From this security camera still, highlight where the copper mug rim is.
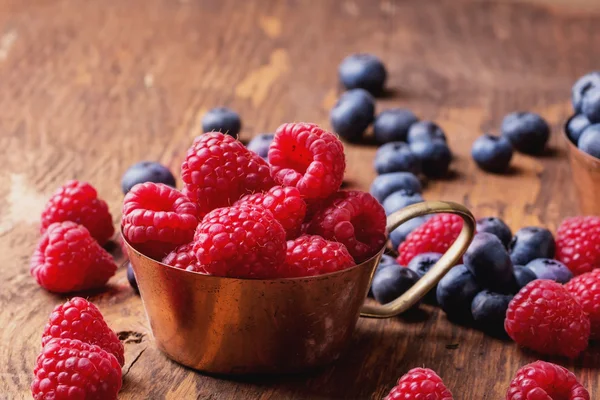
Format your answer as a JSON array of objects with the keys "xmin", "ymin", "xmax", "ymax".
[{"xmin": 563, "ymin": 114, "xmax": 600, "ymax": 165}]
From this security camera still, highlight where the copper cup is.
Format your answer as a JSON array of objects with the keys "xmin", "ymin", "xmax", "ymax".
[
  {"xmin": 124, "ymin": 201, "xmax": 475, "ymax": 374},
  {"xmin": 564, "ymin": 116, "xmax": 600, "ymax": 215}
]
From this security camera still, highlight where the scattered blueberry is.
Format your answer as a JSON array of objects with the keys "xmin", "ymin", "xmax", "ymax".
[
  {"xmin": 374, "ymin": 142, "xmax": 421, "ymax": 175},
  {"xmin": 513, "ymin": 265, "xmax": 537, "ymax": 290},
  {"xmin": 382, "ymin": 190, "xmax": 424, "ymax": 216},
  {"xmin": 389, "ymin": 215, "xmax": 431, "ymax": 249},
  {"xmin": 372, "ymin": 266, "xmax": 419, "ymax": 305},
  {"xmin": 338, "ymin": 53, "xmax": 387, "ymax": 95},
  {"xmin": 464, "ymin": 232, "xmax": 515, "ymax": 293},
  {"xmin": 471, "ymin": 290, "xmax": 513, "ymax": 334},
  {"xmin": 368, "ymin": 254, "xmax": 399, "ymax": 297},
  {"xmin": 373, "ymin": 109, "xmax": 419, "ymax": 143},
  {"xmin": 121, "ymin": 161, "xmax": 176, "ymax": 194},
  {"xmin": 501, "ymin": 112, "xmax": 549, "ymax": 154},
  {"xmin": 578, "ymin": 124, "xmax": 600, "ymax": 159},
  {"xmin": 475, "ymin": 217, "xmax": 512, "ymax": 249},
  {"xmin": 471, "ymin": 134, "xmax": 513, "ymax": 173},
  {"xmin": 127, "ymin": 263, "xmax": 139, "ymax": 294},
  {"xmin": 407, "ymin": 252, "xmax": 442, "ymax": 304},
  {"xmin": 409, "ymin": 140, "xmax": 452, "ymax": 178},
  {"xmin": 407, "ymin": 121, "xmax": 447, "ymax": 144},
  {"xmin": 370, "ymin": 172, "xmax": 422, "ymax": 203},
  {"xmin": 582, "ymin": 87, "xmax": 600, "ymax": 123},
  {"xmin": 330, "ymin": 89, "xmax": 375, "ymax": 141},
  {"xmin": 508, "ymin": 227, "xmax": 556, "ymax": 266},
  {"xmin": 525, "ymin": 258, "xmax": 573, "ymax": 284},
  {"xmin": 572, "ymin": 71, "xmax": 600, "ymax": 112},
  {"xmin": 566, "ymin": 114, "xmax": 591, "ymax": 145},
  {"xmin": 436, "ymin": 264, "xmax": 481, "ymax": 320},
  {"xmin": 246, "ymin": 133, "xmax": 274, "ymax": 159},
  {"xmin": 202, "ymin": 107, "xmax": 242, "ymax": 137}
]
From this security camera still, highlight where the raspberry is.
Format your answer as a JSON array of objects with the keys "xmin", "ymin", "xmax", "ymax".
[
  {"xmin": 556, "ymin": 216, "xmax": 600, "ymax": 275},
  {"xmin": 30, "ymin": 222, "xmax": 117, "ymax": 293},
  {"xmin": 507, "ymin": 361, "xmax": 590, "ymax": 400},
  {"xmin": 385, "ymin": 368, "xmax": 453, "ymax": 400},
  {"xmin": 32, "ymin": 338, "xmax": 122, "ymax": 400},
  {"xmin": 566, "ymin": 269, "xmax": 600, "ymax": 340},
  {"xmin": 397, "ymin": 214, "xmax": 463, "ymax": 266},
  {"xmin": 162, "ymin": 242, "xmax": 206, "ymax": 273},
  {"xmin": 268, "ymin": 123, "xmax": 345, "ymax": 199},
  {"xmin": 307, "ymin": 190, "xmax": 386, "ymax": 263},
  {"xmin": 41, "ymin": 180, "xmax": 115, "ymax": 245},
  {"xmin": 505, "ymin": 279, "xmax": 590, "ymax": 358},
  {"xmin": 236, "ymin": 186, "xmax": 307, "ymax": 239},
  {"xmin": 181, "ymin": 132, "xmax": 274, "ymax": 216},
  {"xmin": 284, "ymin": 235, "xmax": 355, "ymax": 277},
  {"xmin": 41, "ymin": 297, "xmax": 124, "ymax": 366},
  {"xmin": 122, "ymin": 183, "xmax": 200, "ymax": 260},
  {"xmin": 193, "ymin": 204, "xmax": 286, "ymax": 279}
]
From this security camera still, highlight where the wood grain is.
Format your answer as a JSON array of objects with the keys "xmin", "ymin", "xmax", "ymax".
[{"xmin": 1, "ymin": 0, "xmax": 600, "ymax": 398}]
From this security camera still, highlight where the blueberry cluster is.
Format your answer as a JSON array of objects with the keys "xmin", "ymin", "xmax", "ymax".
[{"xmin": 567, "ymin": 71, "xmax": 600, "ymax": 159}]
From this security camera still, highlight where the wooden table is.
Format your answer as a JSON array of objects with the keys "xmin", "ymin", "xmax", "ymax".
[{"xmin": 1, "ymin": 0, "xmax": 599, "ymax": 398}]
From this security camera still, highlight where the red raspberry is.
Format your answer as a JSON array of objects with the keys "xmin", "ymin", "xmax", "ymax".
[
  {"xmin": 307, "ymin": 190, "xmax": 386, "ymax": 263},
  {"xmin": 566, "ymin": 269, "xmax": 600, "ymax": 340},
  {"xmin": 385, "ymin": 368, "xmax": 453, "ymax": 400},
  {"xmin": 505, "ymin": 279, "xmax": 590, "ymax": 358},
  {"xmin": 268, "ymin": 123, "xmax": 345, "ymax": 199},
  {"xmin": 30, "ymin": 222, "xmax": 117, "ymax": 293},
  {"xmin": 236, "ymin": 186, "xmax": 307, "ymax": 239},
  {"xmin": 284, "ymin": 235, "xmax": 355, "ymax": 277},
  {"xmin": 122, "ymin": 183, "xmax": 200, "ymax": 260},
  {"xmin": 41, "ymin": 297, "xmax": 124, "ymax": 366},
  {"xmin": 507, "ymin": 360, "xmax": 590, "ymax": 400},
  {"xmin": 556, "ymin": 216, "xmax": 600, "ymax": 275},
  {"xmin": 162, "ymin": 242, "xmax": 206, "ymax": 273},
  {"xmin": 193, "ymin": 204, "xmax": 286, "ymax": 279},
  {"xmin": 397, "ymin": 214, "xmax": 463, "ymax": 266},
  {"xmin": 32, "ymin": 338, "xmax": 122, "ymax": 400},
  {"xmin": 181, "ymin": 132, "xmax": 274, "ymax": 216},
  {"xmin": 41, "ymin": 180, "xmax": 115, "ymax": 245}
]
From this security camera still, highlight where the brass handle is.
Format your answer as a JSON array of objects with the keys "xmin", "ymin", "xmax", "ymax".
[{"xmin": 360, "ymin": 201, "xmax": 475, "ymax": 318}]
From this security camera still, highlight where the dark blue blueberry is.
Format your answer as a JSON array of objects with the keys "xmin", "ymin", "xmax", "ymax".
[
  {"xmin": 330, "ymin": 89, "xmax": 375, "ymax": 141},
  {"xmin": 513, "ymin": 265, "xmax": 537, "ymax": 289},
  {"xmin": 471, "ymin": 134, "xmax": 513, "ymax": 173},
  {"xmin": 409, "ymin": 140, "xmax": 452, "ymax": 178},
  {"xmin": 121, "ymin": 161, "xmax": 176, "ymax": 194},
  {"xmin": 436, "ymin": 264, "xmax": 481, "ymax": 320},
  {"xmin": 368, "ymin": 254, "xmax": 400, "ymax": 297},
  {"xmin": 389, "ymin": 215, "xmax": 431, "ymax": 249},
  {"xmin": 246, "ymin": 133, "xmax": 274, "ymax": 159},
  {"xmin": 374, "ymin": 142, "xmax": 421, "ymax": 175},
  {"xmin": 407, "ymin": 121, "xmax": 447, "ymax": 144},
  {"xmin": 382, "ymin": 190, "xmax": 424, "ymax": 216},
  {"xmin": 501, "ymin": 112, "xmax": 549, "ymax": 155},
  {"xmin": 582, "ymin": 87, "xmax": 600, "ymax": 123},
  {"xmin": 407, "ymin": 252, "xmax": 442, "ymax": 304},
  {"xmin": 370, "ymin": 172, "xmax": 422, "ymax": 203},
  {"xmin": 525, "ymin": 258, "xmax": 573, "ymax": 284},
  {"xmin": 508, "ymin": 227, "xmax": 556, "ymax": 266},
  {"xmin": 338, "ymin": 53, "xmax": 387, "ymax": 95},
  {"xmin": 475, "ymin": 217, "xmax": 512, "ymax": 249},
  {"xmin": 372, "ymin": 265, "xmax": 419, "ymax": 305},
  {"xmin": 471, "ymin": 290, "xmax": 513, "ymax": 334},
  {"xmin": 127, "ymin": 263, "xmax": 139, "ymax": 295},
  {"xmin": 202, "ymin": 107, "xmax": 242, "ymax": 137},
  {"xmin": 373, "ymin": 109, "xmax": 419, "ymax": 143},
  {"xmin": 572, "ymin": 71, "xmax": 600, "ymax": 112},
  {"xmin": 566, "ymin": 114, "xmax": 591, "ymax": 145},
  {"xmin": 464, "ymin": 232, "xmax": 515, "ymax": 293},
  {"xmin": 578, "ymin": 124, "xmax": 600, "ymax": 159}
]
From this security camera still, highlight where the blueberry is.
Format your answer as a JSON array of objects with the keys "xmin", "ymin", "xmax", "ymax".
[
  {"xmin": 370, "ymin": 172, "xmax": 422, "ymax": 203},
  {"xmin": 368, "ymin": 254, "xmax": 399, "ymax": 297},
  {"xmin": 382, "ymin": 190, "xmax": 424, "ymax": 216},
  {"xmin": 247, "ymin": 133, "xmax": 274, "ymax": 159},
  {"xmin": 464, "ymin": 232, "xmax": 515, "ymax": 293},
  {"xmin": 471, "ymin": 290, "xmax": 513, "ymax": 334},
  {"xmin": 330, "ymin": 89, "xmax": 375, "ymax": 141},
  {"xmin": 525, "ymin": 258, "xmax": 573, "ymax": 284},
  {"xmin": 436, "ymin": 264, "xmax": 481, "ymax": 320},
  {"xmin": 407, "ymin": 252, "xmax": 442, "ymax": 304},
  {"xmin": 509, "ymin": 227, "xmax": 556, "ymax": 266},
  {"xmin": 374, "ymin": 142, "xmax": 421, "ymax": 175},
  {"xmin": 513, "ymin": 265, "xmax": 537, "ymax": 289},
  {"xmin": 582, "ymin": 87, "xmax": 600, "ymax": 123},
  {"xmin": 475, "ymin": 217, "xmax": 512, "ymax": 249},
  {"xmin": 372, "ymin": 266, "xmax": 419, "ymax": 305},
  {"xmin": 407, "ymin": 121, "xmax": 447, "ymax": 144},
  {"xmin": 389, "ymin": 215, "xmax": 431, "ymax": 249},
  {"xmin": 127, "ymin": 263, "xmax": 139, "ymax": 294},
  {"xmin": 373, "ymin": 109, "xmax": 419, "ymax": 143},
  {"xmin": 572, "ymin": 71, "xmax": 600, "ymax": 112},
  {"xmin": 578, "ymin": 124, "xmax": 600, "ymax": 159},
  {"xmin": 471, "ymin": 134, "xmax": 513, "ymax": 173},
  {"xmin": 409, "ymin": 140, "xmax": 452, "ymax": 178},
  {"xmin": 501, "ymin": 112, "xmax": 550, "ymax": 154},
  {"xmin": 121, "ymin": 161, "xmax": 176, "ymax": 194},
  {"xmin": 566, "ymin": 114, "xmax": 591, "ymax": 145},
  {"xmin": 202, "ymin": 107, "xmax": 242, "ymax": 137},
  {"xmin": 338, "ymin": 53, "xmax": 387, "ymax": 95}
]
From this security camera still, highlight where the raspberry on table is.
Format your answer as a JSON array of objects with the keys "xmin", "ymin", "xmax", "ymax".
[
  {"xmin": 32, "ymin": 338, "xmax": 122, "ymax": 400},
  {"xmin": 162, "ymin": 242, "xmax": 206, "ymax": 273},
  {"xmin": 122, "ymin": 182, "xmax": 201, "ymax": 260},
  {"xmin": 307, "ymin": 190, "xmax": 386, "ymax": 263},
  {"xmin": 507, "ymin": 360, "xmax": 590, "ymax": 400},
  {"xmin": 41, "ymin": 180, "xmax": 115, "ymax": 245},
  {"xmin": 556, "ymin": 216, "xmax": 600, "ymax": 275},
  {"xmin": 505, "ymin": 279, "xmax": 590, "ymax": 358},
  {"xmin": 566, "ymin": 269, "xmax": 600, "ymax": 340},
  {"xmin": 268, "ymin": 122, "xmax": 345, "ymax": 200},
  {"xmin": 284, "ymin": 235, "xmax": 355, "ymax": 277},
  {"xmin": 41, "ymin": 297, "xmax": 124, "ymax": 366},
  {"xmin": 31, "ymin": 221, "xmax": 117, "ymax": 293},
  {"xmin": 193, "ymin": 203, "xmax": 286, "ymax": 279},
  {"xmin": 236, "ymin": 186, "xmax": 307, "ymax": 239},
  {"xmin": 385, "ymin": 367, "xmax": 453, "ymax": 400}
]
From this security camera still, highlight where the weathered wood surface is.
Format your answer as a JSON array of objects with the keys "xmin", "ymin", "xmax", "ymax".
[{"xmin": 1, "ymin": 0, "xmax": 600, "ymax": 398}]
